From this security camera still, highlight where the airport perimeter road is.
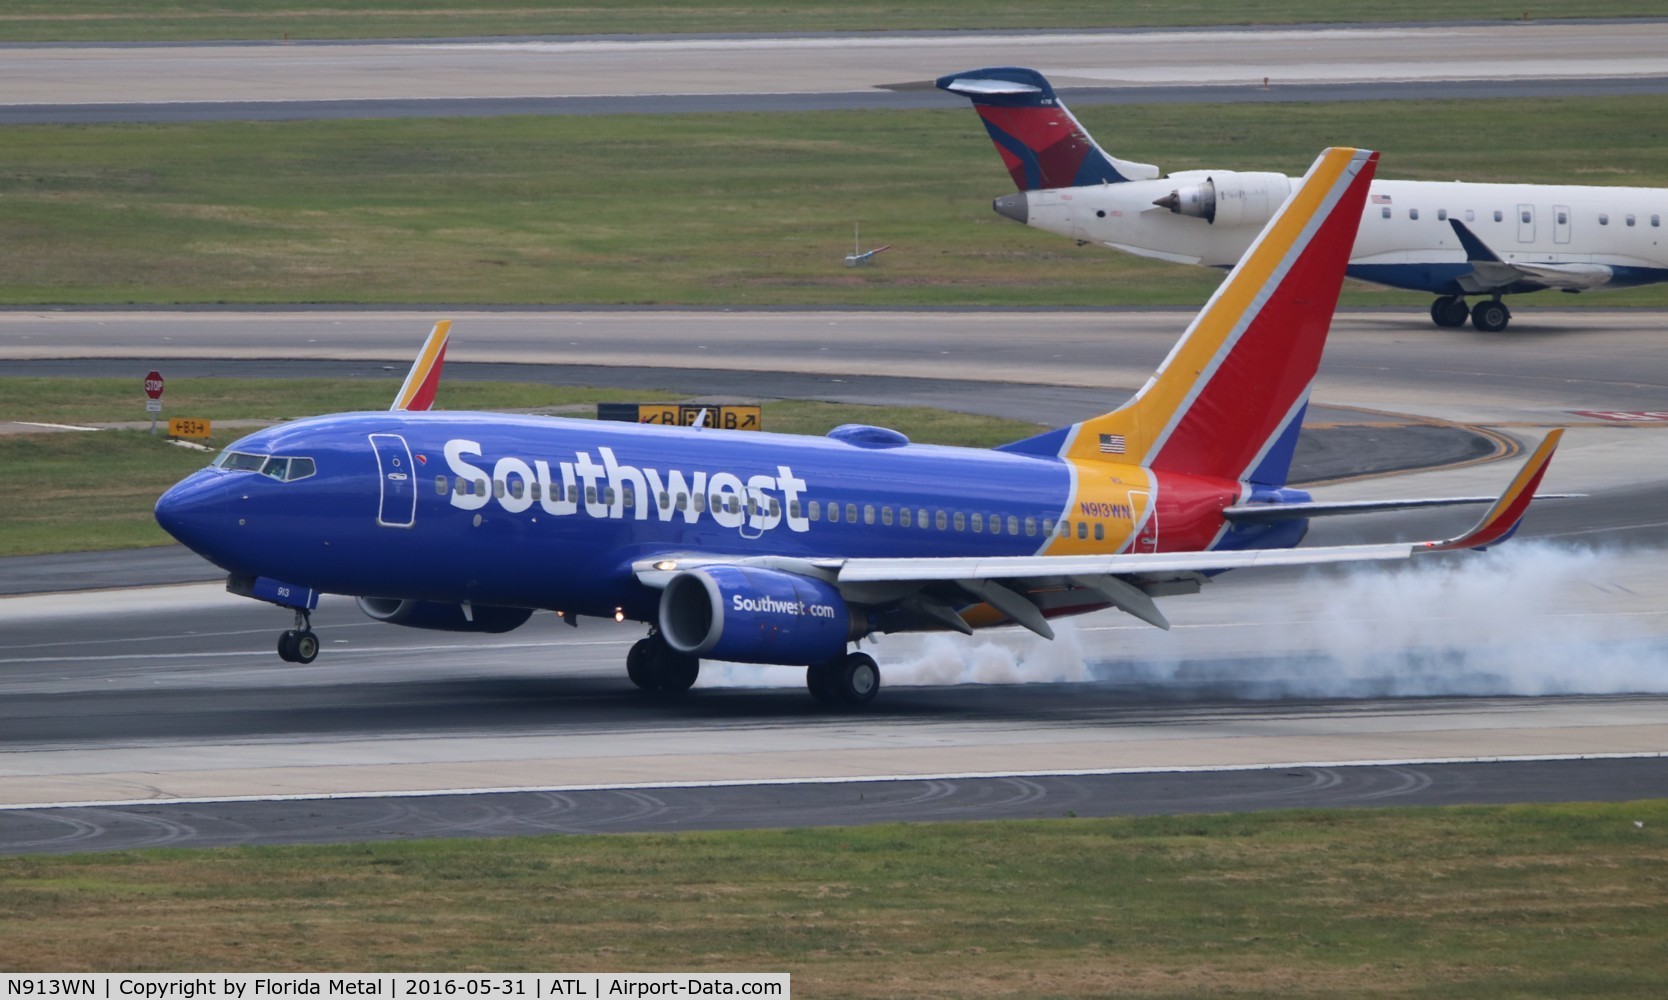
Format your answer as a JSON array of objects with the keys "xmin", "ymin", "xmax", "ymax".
[{"xmin": 5, "ymin": 22, "xmax": 1668, "ymax": 109}]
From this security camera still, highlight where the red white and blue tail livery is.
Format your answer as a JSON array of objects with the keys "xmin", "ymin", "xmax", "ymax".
[{"xmin": 155, "ymin": 148, "xmax": 1562, "ymax": 707}]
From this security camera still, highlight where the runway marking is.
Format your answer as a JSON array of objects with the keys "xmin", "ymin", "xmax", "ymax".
[{"xmin": 1, "ymin": 751, "xmax": 1661, "ymax": 813}]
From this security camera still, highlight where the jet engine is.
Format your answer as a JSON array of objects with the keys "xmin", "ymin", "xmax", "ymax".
[
  {"xmin": 355, "ymin": 596, "xmax": 534, "ymax": 633},
  {"xmin": 1152, "ymin": 171, "xmax": 1292, "ymax": 226},
  {"xmin": 658, "ymin": 566, "xmax": 865, "ymax": 665}
]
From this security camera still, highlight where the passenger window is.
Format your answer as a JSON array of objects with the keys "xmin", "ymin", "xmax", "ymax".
[
  {"xmin": 845, "ymin": 503, "xmax": 857, "ymax": 524},
  {"xmin": 807, "ymin": 500, "xmax": 820, "ymax": 521},
  {"xmin": 1380, "ymin": 207, "xmax": 1390, "ymax": 219},
  {"xmin": 988, "ymin": 514, "xmax": 1000, "ymax": 536},
  {"xmin": 863, "ymin": 504, "xmax": 875, "ymax": 525},
  {"xmin": 659, "ymin": 490, "xmax": 670, "ymax": 510},
  {"xmin": 567, "ymin": 485, "xmax": 579, "ymax": 504},
  {"xmin": 1600, "ymin": 213, "xmax": 1609, "ymax": 225},
  {"xmin": 1493, "ymin": 210, "xmax": 1503, "ymax": 223},
  {"xmin": 1409, "ymin": 208, "xmax": 1419, "ymax": 220},
  {"xmin": 1042, "ymin": 518, "xmax": 1054, "ymax": 536},
  {"xmin": 623, "ymin": 485, "xmax": 634, "ymax": 508},
  {"xmin": 769, "ymin": 498, "xmax": 780, "ymax": 517},
  {"xmin": 1557, "ymin": 211, "xmax": 1568, "ymax": 225},
  {"xmin": 971, "ymin": 512, "xmax": 983, "ymax": 533},
  {"xmin": 919, "ymin": 509, "xmax": 930, "ymax": 529},
  {"xmin": 954, "ymin": 512, "xmax": 966, "ymax": 532},
  {"xmin": 693, "ymin": 492, "xmax": 706, "ymax": 513},
  {"xmin": 900, "ymin": 508, "xmax": 912, "ymax": 528},
  {"xmin": 790, "ymin": 500, "xmax": 801, "ymax": 520},
  {"xmin": 935, "ymin": 510, "xmax": 948, "ymax": 531},
  {"xmin": 495, "ymin": 480, "xmax": 506, "ymax": 499},
  {"xmin": 1521, "ymin": 210, "xmax": 1531, "ymax": 224},
  {"xmin": 1437, "ymin": 208, "xmax": 1447, "ymax": 221},
  {"xmin": 1627, "ymin": 214, "xmax": 1636, "ymax": 227},
  {"xmin": 1008, "ymin": 515, "xmax": 1020, "ymax": 535},
  {"xmin": 675, "ymin": 493, "xmax": 688, "ymax": 511},
  {"xmin": 478, "ymin": 479, "xmax": 490, "ymax": 498},
  {"xmin": 881, "ymin": 506, "xmax": 893, "ymax": 526},
  {"xmin": 509, "ymin": 480, "xmax": 524, "ymax": 500},
  {"xmin": 1077, "ymin": 521, "xmax": 1088, "ymax": 540},
  {"xmin": 1025, "ymin": 517, "xmax": 1037, "ymax": 537},
  {"xmin": 1465, "ymin": 210, "xmax": 1475, "ymax": 222},
  {"xmin": 1653, "ymin": 215, "xmax": 1661, "ymax": 227},
  {"xmin": 1094, "ymin": 523, "xmax": 1104, "ymax": 541},
  {"xmin": 584, "ymin": 485, "xmax": 595, "ymax": 504}
]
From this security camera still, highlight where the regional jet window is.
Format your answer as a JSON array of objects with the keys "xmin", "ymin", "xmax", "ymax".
[
  {"xmin": 1437, "ymin": 209, "xmax": 1448, "ymax": 221},
  {"xmin": 1409, "ymin": 208, "xmax": 1419, "ymax": 221},
  {"xmin": 1600, "ymin": 213, "xmax": 1610, "ymax": 225},
  {"xmin": 1557, "ymin": 211, "xmax": 1568, "ymax": 225},
  {"xmin": 1380, "ymin": 207, "xmax": 1390, "ymax": 219},
  {"xmin": 953, "ymin": 512, "xmax": 966, "ymax": 532},
  {"xmin": 935, "ymin": 510, "xmax": 948, "ymax": 530},
  {"xmin": 1627, "ymin": 214, "xmax": 1637, "ymax": 227},
  {"xmin": 1653, "ymin": 215, "xmax": 1661, "ymax": 227},
  {"xmin": 1493, "ymin": 210, "xmax": 1503, "ymax": 223},
  {"xmin": 1465, "ymin": 210, "xmax": 1475, "ymax": 222}
]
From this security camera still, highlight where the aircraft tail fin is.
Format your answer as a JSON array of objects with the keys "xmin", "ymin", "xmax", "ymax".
[
  {"xmin": 1009, "ymin": 147, "xmax": 1378, "ymax": 488},
  {"xmin": 391, "ymin": 320, "xmax": 451, "ymax": 412},
  {"xmin": 935, "ymin": 66, "xmax": 1159, "ymax": 190}
]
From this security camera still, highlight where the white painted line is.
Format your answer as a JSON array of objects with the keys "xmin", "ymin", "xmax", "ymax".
[
  {"xmin": 15, "ymin": 421, "xmax": 98, "ymax": 431},
  {"xmin": 2, "ymin": 751, "xmax": 1661, "ymax": 812}
]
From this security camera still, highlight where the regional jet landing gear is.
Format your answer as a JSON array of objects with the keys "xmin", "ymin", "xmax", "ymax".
[
  {"xmin": 277, "ymin": 609, "xmax": 319, "ymax": 664},
  {"xmin": 626, "ymin": 630, "xmax": 700, "ymax": 693},
  {"xmin": 1430, "ymin": 295, "xmax": 1511, "ymax": 332},
  {"xmin": 806, "ymin": 652, "xmax": 881, "ymax": 708}
]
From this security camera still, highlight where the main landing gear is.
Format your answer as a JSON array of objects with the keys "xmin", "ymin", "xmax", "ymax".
[
  {"xmin": 806, "ymin": 652, "xmax": 881, "ymax": 708},
  {"xmin": 1430, "ymin": 295, "xmax": 1512, "ymax": 332},
  {"xmin": 276, "ymin": 609, "xmax": 319, "ymax": 664},
  {"xmin": 627, "ymin": 631, "xmax": 700, "ymax": 693}
]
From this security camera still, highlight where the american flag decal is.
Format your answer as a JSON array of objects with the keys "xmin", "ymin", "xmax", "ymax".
[
  {"xmin": 1371, "ymin": 193, "xmax": 1392, "ymax": 204},
  {"xmin": 1098, "ymin": 433, "xmax": 1126, "ymax": 454}
]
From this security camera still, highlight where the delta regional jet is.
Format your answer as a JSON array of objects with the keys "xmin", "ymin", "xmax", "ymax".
[
  {"xmin": 939, "ymin": 67, "xmax": 1668, "ymax": 333},
  {"xmin": 155, "ymin": 147, "xmax": 1563, "ymax": 708}
]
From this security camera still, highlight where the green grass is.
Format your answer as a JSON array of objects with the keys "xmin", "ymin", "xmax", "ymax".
[
  {"xmin": 2, "ymin": 803, "xmax": 1666, "ymax": 997},
  {"xmin": 8, "ymin": 97, "xmax": 1668, "ymax": 308},
  {"xmin": 2, "ymin": 2, "xmax": 1662, "ymax": 43},
  {"xmin": 0, "ymin": 377, "xmax": 1041, "ymax": 557}
]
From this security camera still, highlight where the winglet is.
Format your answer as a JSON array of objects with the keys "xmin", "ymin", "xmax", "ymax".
[
  {"xmin": 1449, "ymin": 219, "xmax": 1503, "ymax": 263},
  {"xmin": 1420, "ymin": 429, "xmax": 1563, "ymax": 552},
  {"xmin": 390, "ymin": 320, "xmax": 451, "ymax": 412}
]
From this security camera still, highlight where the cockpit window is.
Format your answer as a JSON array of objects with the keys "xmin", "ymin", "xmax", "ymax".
[{"xmin": 212, "ymin": 450, "xmax": 316, "ymax": 481}]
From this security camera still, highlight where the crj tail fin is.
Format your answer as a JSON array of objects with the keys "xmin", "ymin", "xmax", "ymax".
[
  {"xmin": 936, "ymin": 66, "xmax": 1159, "ymax": 191},
  {"xmin": 390, "ymin": 320, "xmax": 451, "ymax": 412},
  {"xmin": 1018, "ymin": 147, "xmax": 1378, "ymax": 487}
]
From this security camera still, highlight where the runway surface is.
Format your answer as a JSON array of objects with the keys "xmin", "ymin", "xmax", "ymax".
[
  {"xmin": 6, "ymin": 22, "xmax": 1668, "ymax": 123},
  {"xmin": 2, "ymin": 306, "xmax": 1665, "ymax": 852}
]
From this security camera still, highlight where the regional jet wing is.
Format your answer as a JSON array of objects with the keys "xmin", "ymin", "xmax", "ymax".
[
  {"xmin": 1450, "ymin": 221, "xmax": 1612, "ymax": 293},
  {"xmin": 635, "ymin": 433, "xmax": 1562, "ymax": 637}
]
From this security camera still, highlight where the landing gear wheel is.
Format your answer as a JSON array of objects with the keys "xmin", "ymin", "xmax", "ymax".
[
  {"xmin": 1430, "ymin": 295, "xmax": 1469, "ymax": 328},
  {"xmin": 806, "ymin": 660, "xmax": 841, "ymax": 706},
  {"xmin": 1471, "ymin": 298, "xmax": 1511, "ymax": 332},
  {"xmin": 833, "ymin": 652, "xmax": 881, "ymax": 708},
  {"xmin": 626, "ymin": 633, "xmax": 700, "ymax": 693},
  {"xmin": 626, "ymin": 638, "xmax": 656, "ymax": 691},
  {"xmin": 277, "ymin": 629, "xmax": 299, "ymax": 663},
  {"xmin": 291, "ymin": 630, "xmax": 319, "ymax": 664}
]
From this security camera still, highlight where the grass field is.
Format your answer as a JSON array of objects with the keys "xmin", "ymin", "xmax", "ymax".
[
  {"xmin": 3, "ymin": 2, "xmax": 1663, "ymax": 43},
  {"xmin": 0, "ymin": 377, "xmax": 1041, "ymax": 557},
  {"xmin": 2, "ymin": 803, "xmax": 1666, "ymax": 996},
  {"xmin": 8, "ymin": 97, "xmax": 1668, "ymax": 309}
]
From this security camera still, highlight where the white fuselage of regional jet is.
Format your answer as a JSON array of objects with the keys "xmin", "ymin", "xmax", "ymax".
[{"xmin": 1024, "ymin": 176, "xmax": 1668, "ymax": 291}]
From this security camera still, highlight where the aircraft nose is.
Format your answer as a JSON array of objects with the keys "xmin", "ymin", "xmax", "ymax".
[
  {"xmin": 155, "ymin": 469, "xmax": 235, "ymax": 555},
  {"xmin": 993, "ymin": 193, "xmax": 1029, "ymax": 224}
]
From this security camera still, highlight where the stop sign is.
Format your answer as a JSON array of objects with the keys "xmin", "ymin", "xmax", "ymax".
[{"xmin": 144, "ymin": 371, "xmax": 165, "ymax": 400}]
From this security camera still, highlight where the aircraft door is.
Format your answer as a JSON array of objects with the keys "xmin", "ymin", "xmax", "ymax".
[
  {"xmin": 1554, "ymin": 204, "xmax": 1571, "ymax": 244},
  {"xmin": 1128, "ymin": 489, "xmax": 1158, "ymax": 553},
  {"xmin": 369, "ymin": 433, "xmax": 417, "ymax": 528},
  {"xmin": 1516, "ymin": 203, "xmax": 1536, "ymax": 244}
]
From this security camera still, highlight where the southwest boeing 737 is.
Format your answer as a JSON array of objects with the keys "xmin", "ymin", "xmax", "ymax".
[
  {"xmin": 939, "ymin": 67, "xmax": 1668, "ymax": 333},
  {"xmin": 154, "ymin": 147, "xmax": 1562, "ymax": 708}
]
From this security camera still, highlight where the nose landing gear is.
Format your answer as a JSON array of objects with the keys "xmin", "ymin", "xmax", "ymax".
[{"xmin": 277, "ymin": 609, "xmax": 319, "ymax": 664}]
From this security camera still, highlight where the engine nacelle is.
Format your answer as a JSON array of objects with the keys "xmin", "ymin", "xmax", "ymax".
[
  {"xmin": 1152, "ymin": 171, "xmax": 1291, "ymax": 226},
  {"xmin": 658, "ymin": 566, "xmax": 863, "ymax": 666},
  {"xmin": 356, "ymin": 596, "xmax": 534, "ymax": 633}
]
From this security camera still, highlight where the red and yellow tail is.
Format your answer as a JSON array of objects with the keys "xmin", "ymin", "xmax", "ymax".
[
  {"xmin": 390, "ymin": 320, "xmax": 451, "ymax": 412},
  {"xmin": 1063, "ymin": 147, "xmax": 1378, "ymax": 487}
]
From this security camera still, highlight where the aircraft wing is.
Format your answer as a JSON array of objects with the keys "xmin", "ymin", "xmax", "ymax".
[
  {"xmin": 390, "ymin": 320, "xmax": 452, "ymax": 411},
  {"xmin": 635, "ymin": 432, "xmax": 1563, "ymax": 637},
  {"xmin": 1450, "ymin": 220, "xmax": 1613, "ymax": 293}
]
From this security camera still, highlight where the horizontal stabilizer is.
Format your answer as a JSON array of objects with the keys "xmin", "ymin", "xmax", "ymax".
[{"xmin": 1224, "ymin": 492, "xmax": 1577, "ymax": 523}]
